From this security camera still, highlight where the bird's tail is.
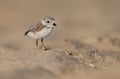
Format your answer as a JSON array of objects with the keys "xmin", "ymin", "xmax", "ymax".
[{"xmin": 24, "ymin": 31, "xmax": 30, "ymax": 36}]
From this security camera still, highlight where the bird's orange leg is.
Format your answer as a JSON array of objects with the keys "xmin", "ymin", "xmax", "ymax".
[
  {"xmin": 36, "ymin": 39, "xmax": 39, "ymax": 49},
  {"xmin": 41, "ymin": 39, "xmax": 46, "ymax": 50}
]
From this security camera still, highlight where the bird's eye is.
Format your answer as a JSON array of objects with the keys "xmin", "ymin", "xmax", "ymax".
[{"xmin": 47, "ymin": 21, "xmax": 50, "ymax": 23}]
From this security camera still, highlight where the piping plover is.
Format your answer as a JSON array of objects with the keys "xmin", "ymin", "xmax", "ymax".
[{"xmin": 25, "ymin": 16, "xmax": 57, "ymax": 50}]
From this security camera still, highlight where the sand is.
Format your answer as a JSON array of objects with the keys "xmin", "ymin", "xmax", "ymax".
[{"xmin": 0, "ymin": 0, "xmax": 120, "ymax": 79}]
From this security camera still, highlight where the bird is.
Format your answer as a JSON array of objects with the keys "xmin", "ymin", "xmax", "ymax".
[{"xmin": 25, "ymin": 16, "xmax": 57, "ymax": 50}]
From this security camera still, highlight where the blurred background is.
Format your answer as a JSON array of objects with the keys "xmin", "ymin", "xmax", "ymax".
[{"xmin": 0, "ymin": 0, "xmax": 120, "ymax": 49}]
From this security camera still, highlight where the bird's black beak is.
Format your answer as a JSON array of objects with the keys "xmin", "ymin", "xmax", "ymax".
[{"xmin": 53, "ymin": 23, "xmax": 57, "ymax": 26}]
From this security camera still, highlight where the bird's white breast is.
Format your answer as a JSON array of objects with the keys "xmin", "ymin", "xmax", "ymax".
[{"xmin": 27, "ymin": 27, "xmax": 54, "ymax": 39}]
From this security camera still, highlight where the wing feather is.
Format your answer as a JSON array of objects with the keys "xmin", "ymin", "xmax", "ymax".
[{"xmin": 25, "ymin": 22, "xmax": 46, "ymax": 35}]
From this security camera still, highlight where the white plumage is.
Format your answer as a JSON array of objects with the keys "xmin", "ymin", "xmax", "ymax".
[{"xmin": 27, "ymin": 27, "xmax": 54, "ymax": 39}]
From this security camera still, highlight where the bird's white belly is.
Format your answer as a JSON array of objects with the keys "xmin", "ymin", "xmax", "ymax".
[{"xmin": 27, "ymin": 28, "xmax": 53, "ymax": 39}]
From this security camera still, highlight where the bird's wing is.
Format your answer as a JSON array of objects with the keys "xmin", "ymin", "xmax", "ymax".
[
  {"xmin": 29, "ymin": 21, "xmax": 47, "ymax": 32},
  {"xmin": 25, "ymin": 22, "xmax": 46, "ymax": 35}
]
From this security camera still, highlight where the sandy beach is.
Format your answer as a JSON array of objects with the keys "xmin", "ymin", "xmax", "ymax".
[{"xmin": 0, "ymin": 0, "xmax": 120, "ymax": 79}]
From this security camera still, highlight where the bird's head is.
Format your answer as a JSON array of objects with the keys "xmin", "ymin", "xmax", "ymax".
[{"xmin": 41, "ymin": 16, "xmax": 57, "ymax": 28}]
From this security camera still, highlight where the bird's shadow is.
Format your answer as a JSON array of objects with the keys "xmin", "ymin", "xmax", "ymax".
[{"xmin": 44, "ymin": 47, "xmax": 51, "ymax": 51}]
